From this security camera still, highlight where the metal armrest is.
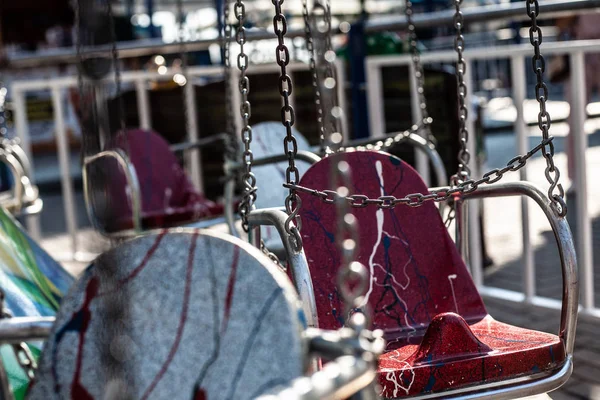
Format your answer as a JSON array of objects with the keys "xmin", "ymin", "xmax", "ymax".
[
  {"xmin": 0, "ymin": 317, "xmax": 55, "ymax": 344},
  {"xmin": 82, "ymin": 149, "xmax": 143, "ymax": 235},
  {"xmin": 459, "ymin": 181, "xmax": 578, "ymax": 356},
  {"xmin": 247, "ymin": 208, "xmax": 318, "ymax": 329},
  {"xmin": 169, "ymin": 133, "xmax": 229, "ymax": 153}
]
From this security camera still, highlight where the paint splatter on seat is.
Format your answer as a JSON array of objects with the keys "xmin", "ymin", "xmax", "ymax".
[{"xmin": 298, "ymin": 150, "xmax": 565, "ymax": 397}]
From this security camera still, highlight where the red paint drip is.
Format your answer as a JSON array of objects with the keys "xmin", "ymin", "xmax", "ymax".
[
  {"xmin": 194, "ymin": 388, "xmax": 207, "ymax": 400},
  {"xmin": 70, "ymin": 277, "xmax": 100, "ymax": 400},
  {"xmin": 221, "ymin": 245, "xmax": 240, "ymax": 333},
  {"xmin": 140, "ymin": 231, "xmax": 199, "ymax": 399}
]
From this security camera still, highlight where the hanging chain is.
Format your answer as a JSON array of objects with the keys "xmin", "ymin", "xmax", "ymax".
[
  {"xmin": 235, "ymin": 0, "xmax": 257, "ymax": 232},
  {"xmin": 526, "ymin": 0, "xmax": 566, "ymax": 217},
  {"xmin": 302, "ymin": 0, "xmax": 327, "ymax": 153},
  {"xmin": 0, "ymin": 291, "xmax": 37, "ymax": 380},
  {"xmin": 332, "ymin": 161, "xmax": 369, "ymax": 325},
  {"xmin": 222, "ymin": 0, "xmax": 239, "ymax": 171},
  {"xmin": 272, "ymin": 0, "xmax": 303, "ymax": 251},
  {"xmin": 405, "ymin": 0, "xmax": 435, "ymax": 145},
  {"xmin": 286, "ymin": 136, "xmax": 554, "ymax": 209},
  {"xmin": 106, "ymin": 0, "xmax": 127, "ymax": 137},
  {"xmin": 451, "ymin": 0, "xmax": 470, "ymax": 184}
]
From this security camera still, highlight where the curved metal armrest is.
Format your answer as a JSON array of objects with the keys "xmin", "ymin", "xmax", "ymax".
[
  {"xmin": 169, "ymin": 133, "xmax": 229, "ymax": 153},
  {"xmin": 82, "ymin": 149, "xmax": 143, "ymax": 235},
  {"xmin": 0, "ymin": 150, "xmax": 25, "ymax": 213},
  {"xmin": 247, "ymin": 208, "xmax": 318, "ymax": 329},
  {"xmin": 0, "ymin": 317, "xmax": 55, "ymax": 344},
  {"xmin": 459, "ymin": 181, "xmax": 578, "ymax": 355},
  {"xmin": 256, "ymin": 355, "xmax": 375, "ymax": 400}
]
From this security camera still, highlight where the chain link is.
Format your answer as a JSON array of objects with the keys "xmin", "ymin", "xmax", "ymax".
[
  {"xmin": 222, "ymin": 0, "xmax": 240, "ymax": 172},
  {"xmin": 451, "ymin": 0, "xmax": 470, "ymax": 184},
  {"xmin": 235, "ymin": 0, "xmax": 258, "ymax": 232},
  {"xmin": 302, "ymin": 0, "xmax": 327, "ymax": 154},
  {"xmin": 271, "ymin": 0, "xmax": 303, "ymax": 251},
  {"xmin": 526, "ymin": 0, "xmax": 566, "ymax": 217},
  {"xmin": 405, "ymin": 1, "xmax": 435, "ymax": 145},
  {"xmin": 287, "ymin": 136, "xmax": 554, "ymax": 209}
]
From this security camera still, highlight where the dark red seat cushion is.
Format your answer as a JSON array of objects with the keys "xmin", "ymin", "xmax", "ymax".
[
  {"xmin": 97, "ymin": 129, "xmax": 223, "ymax": 233},
  {"xmin": 298, "ymin": 151, "xmax": 564, "ymax": 396}
]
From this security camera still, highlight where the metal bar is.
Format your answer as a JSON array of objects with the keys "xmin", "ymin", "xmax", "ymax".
[
  {"xmin": 135, "ymin": 79, "xmax": 152, "ymax": 130},
  {"xmin": 0, "ymin": 317, "xmax": 54, "ymax": 343},
  {"xmin": 365, "ymin": 61, "xmax": 384, "ymax": 138},
  {"xmin": 8, "ymin": 0, "xmax": 600, "ymax": 68},
  {"xmin": 366, "ymin": 0, "xmax": 600, "ymax": 32},
  {"xmin": 511, "ymin": 55, "xmax": 535, "ymax": 303},
  {"xmin": 11, "ymin": 88, "xmax": 42, "ymax": 240},
  {"xmin": 184, "ymin": 80, "xmax": 203, "ymax": 192},
  {"xmin": 51, "ymin": 86, "xmax": 78, "ymax": 257},
  {"xmin": 408, "ymin": 61, "xmax": 430, "ymax": 186},
  {"xmin": 464, "ymin": 59, "xmax": 483, "ymax": 287},
  {"xmin": 461, "ymin": 181, "xmax": 578, "ymax": 355},
  {"xmin": 335, "ymin": 60, "xmax": 350, "ymax": 144},
  {"xmin": 570, "ymin": 51, "xmax": 594, "ymax": 310}
]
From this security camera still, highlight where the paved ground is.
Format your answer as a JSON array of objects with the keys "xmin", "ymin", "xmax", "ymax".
[{"xmin": 27, "ymin": 117, "xmax": 600, "ymax": 398}]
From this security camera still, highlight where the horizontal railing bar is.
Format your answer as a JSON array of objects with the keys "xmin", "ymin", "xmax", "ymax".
[
  {"xmin": 11, "ymin": 62, "xmax": 311, "ymax": 92},
  {"xmin": 366, "ymin": 39, "xmax": 600, "ymax": 67},
  {"xmin": 7, "ymin": 0, "xmax": 600, "ymax": 68}
]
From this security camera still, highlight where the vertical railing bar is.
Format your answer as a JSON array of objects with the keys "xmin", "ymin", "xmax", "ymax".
[
  {"xmin": 511, "ymin": 55, "xmax": 535, "ymax": 303},
  {"xmin": 135, "ymin": 79, "xmax": 152, "ymax": 130},
  {"xmin": 12, "ymin": 87, "xmax": 42, "ymax": 240},
  {"xmin": 51, "ymin": 86, "xmax": 78, "ymax": 257},
  {"xmin": 464, "ymin": 57, "xmax": 483, "ymax": 287},
  {"xmin": 184, "ymin": 79, "xmax": 203, "ymax": 193},
  {"xmin": 365, "ymin": 59, "xmax": 385, "ymax": 138},
  {"xmin": 408, "ymin": 61, "xmax": 430, "ymax": 186},
  {"xmin": 570, "ymin": 51, "xmax": 594, "ymax": 310},
  {"xmin": 335, "ymin": 59, "xmax": 350, "ymax": 144}
]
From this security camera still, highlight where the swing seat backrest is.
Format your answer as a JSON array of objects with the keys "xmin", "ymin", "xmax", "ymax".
[
  {"xmin": 251, "ymin": 122, "xmax": 312, "ymax": 250},
  {"xmin": 97, "ymin": 129, "xmax": 223, "ymax": 233},
  {"xmin": 29, "ymin": 230, "xmax": 305, "ymax": 399},
  {"xmin": 298, "ymin": 151, "xmax": 565, "ymax": 397},
  {"xmin": 0, "ymin": 206, "xmax": 73, "ymax": 396}
]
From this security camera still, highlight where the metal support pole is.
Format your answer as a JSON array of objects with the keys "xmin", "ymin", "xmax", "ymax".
[
  {"xmin": 464, "ymin": 59, "xmax": 483, "ymax": 287},
  {"xmin": 184, "ymin": 81, "xmax": 203, "ymax": 193},
  {"xmin": 511, "ymin": 55, "xmax": 535, "ymax": 303},
  {"xmin": 365, "ymin": 61, "xmax": 384, "ymax": 139},
  {"xmin": 135, "ymin": 79, "xmax": 152, "ymax": 130},
  {"xmin": 408, "ymin": 62, "xmax": 430, "ymax": 186},
  {"xmin": 12, "ymin": 88, "xmax": 42, "ymax": 240},
  {"xmin": 51, "ymin": 86, "xmax": 78, "ymax": 257},
  {"xmin": 570, "ymin": 51, "xmax": 594, "ymax": 310}
]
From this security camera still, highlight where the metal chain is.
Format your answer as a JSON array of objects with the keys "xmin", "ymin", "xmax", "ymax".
[
  {"xmin": 222, "ymin": 0, "xmax": 239, "ymax": 171},
  {"xmin": 286, "ymin": 136, "xmax": 554, "ymax": 209},
  {"xmin": 0, "ymin": 291, "xmax": 37, "ymax": 380},
  {"xmin": 526, "ymin": 0, "xmax": 566, "ymax": 217},
  {"xmin": 271, "ymin": 0, "xmax": 303, "ymax": 251},
  {"xmin": 106, "ymin": 0, "xmax": 127, "ymax": 137},
  {"xmin": 332, "ymin": 160, "xmax": 369, "ymax": 326},
  {"xmin": 405, "ymin": 0, "xmax": 435, "ymax": 145},
  {"xmin": 302, "ymin": 0, "xmax": 327, "ymax": 153},
  {"xmin": 451, "ymin": 0, "xmax": 470, "ymax": 184},
  {"xmin": 235, "ymin": 0, "xmax": 257, "ymax": 232}
]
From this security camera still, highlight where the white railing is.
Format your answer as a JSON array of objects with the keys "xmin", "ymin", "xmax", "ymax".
[
  {"xmin": 365, "ymin": 38, "xmax": 600, "ymax": 319},
  {"xmin": 10, "ymin": 61, "xmax": 348, "ymax": 258}
]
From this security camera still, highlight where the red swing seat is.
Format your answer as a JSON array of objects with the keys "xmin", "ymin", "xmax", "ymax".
[
  {"xmin": 298, "ymin": 150, "xmax": 565, "ymax": 397},
  {"xmin": 96, "ymin": 129, "xmax": 224, "ymax": 233}
]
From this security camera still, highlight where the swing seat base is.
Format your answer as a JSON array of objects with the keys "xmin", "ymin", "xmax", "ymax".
[{"xmin": 377, "ymin": 313, "xmax": 565, "ymax": 398}]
